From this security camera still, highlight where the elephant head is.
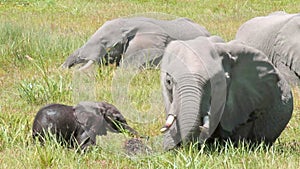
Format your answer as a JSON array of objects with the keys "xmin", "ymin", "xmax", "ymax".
[
  {"xmin": 74, "ymin": 101, "xmax": 139, "ymax": 140},
  {"xmin": 160, "ymin": 37, "xmax": 293, "ymax": 150},
  {"xmin": 32, "ymin": 101, "xmax": 138, "ymax": 149},
  {"xmin": 62, "ymin": 18, "xmax": 137, "ymax": 70}
]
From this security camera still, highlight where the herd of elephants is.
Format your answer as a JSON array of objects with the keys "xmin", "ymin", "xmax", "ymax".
[{"xmin": 32, "ymin": 11, "xmax": 300, "ymax": 153}]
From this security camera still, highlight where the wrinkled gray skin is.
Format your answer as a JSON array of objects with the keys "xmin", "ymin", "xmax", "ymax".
[
  {"xmin": 62, "ymin": 17, "xmax": 210, "ymax": 70},
  {"xmin": 161, "ymin": 36, "xmax": 293, "ymax": 150},
  {"xmin": 32, "ymin": 101, "xmax": 138, "ymax": 149},
  {"xmin": 235, "ymin": 11, "xmax": 300, "ymax": 85}
]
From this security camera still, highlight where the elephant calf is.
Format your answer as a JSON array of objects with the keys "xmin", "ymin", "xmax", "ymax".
[
  {"xmin": 32, "ymin": 101, "xmax": 138, "ymax": 149},
  {"xmin": 62, "ymin": 16, "xmax": 210, "ymax": 70}
]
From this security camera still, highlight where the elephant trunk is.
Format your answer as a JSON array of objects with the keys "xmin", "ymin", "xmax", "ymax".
[
  {"xmin": 163, "ymin": 75, "xmax": 207, "ymax": 150},
  {"xmin": 122, "ymin": 123, "xmax": 140, "ymax": 137},
  {"xmin": 62, "ymin": 42, "xmax": 107, "ymax": 69},
  {"xmin": 62, "ymin": 48, "xmax": 81, "ymax": 68}
]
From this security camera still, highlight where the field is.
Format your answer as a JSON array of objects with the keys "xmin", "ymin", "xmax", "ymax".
[{"xmin": 0, "ymin": 0, "xmax": 299, "ymax": 168}]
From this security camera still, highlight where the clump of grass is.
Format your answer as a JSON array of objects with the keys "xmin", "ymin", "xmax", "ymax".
[
  {"xmin": 0, "ymin": 21, "xmax": 84, "ymax": 73},
  {"xmin": 18, "ymin": 61, "xmax": 72, "ymax": 105},
  {"xmin": 17, "ymin": 50, "xmax": 73, "ymax": 105},
  {"xmin": 0, "ymin": 113, "xmax": 31, "ymax": 150},
  {"xmin": 18, "ymin": 76, "xmax": 69, "ymax": 105}
]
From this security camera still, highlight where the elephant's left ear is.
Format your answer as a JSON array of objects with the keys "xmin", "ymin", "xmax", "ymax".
[
  {"xmin": 215, "ymin": 42, "xmax": 281, "ymax": 132},
  {"xmin": 121, "ymin": 27, "xmax": 138, "ymax": 41},
  {"xmin": 74, "ymin": 102, "xmax": 109, "ymax": 137}
]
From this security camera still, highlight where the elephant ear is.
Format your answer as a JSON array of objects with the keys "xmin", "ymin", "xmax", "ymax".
[
  {"xmin": 274, "ymin": 14, "xmax": 300, "ymax": 85},
  {"xmin": 216, "ymin": 42, "xmax": 280, "ymax": 133},
  {"xmin": 74, "ymin": 101, "xmax": 109, "ymax": 143},
  {"xmin": 121, "ymin": 27, "xmax": 138, "ymax": 42}
]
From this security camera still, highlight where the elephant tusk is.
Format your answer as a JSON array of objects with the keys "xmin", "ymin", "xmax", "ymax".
[
  {"xmin": 78, "ymin": 60, "xmax": 94, "ymax": 71},
  {"xmin": 203, "ymin": 115, "xmax": 209, "ymax": 128},
  {"xmin": 224, "ymin": 72, "xmax": 230, "ymax": 78},
  {"xmin": 160, "ymin": 114, "xmax": 176, "ymax": 133},
  {"xmin": 199, "ymin": 115, "xmax": 209, "ymax": 132}
]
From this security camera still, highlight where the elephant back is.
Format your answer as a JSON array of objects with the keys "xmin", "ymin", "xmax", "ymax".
[
  {"xmin": 236, "ymin": 12, "xmax": 300, "ymax": 85},
  {"xmin": 125, "ymin": 17, "xmax": 210, "ymax": 40},
  {"xmin": 236, "ymin": 13, "xmax": 294, "ymax": 59},
  {"xmin": 274, "ymin": 14, "xmax": 300, "ymax": 82},
  {"xmin": 159, "ymin": 18, "xmax": 210, "ymax": 40},
  {"xmin": 32, "ymin": 104, "xmax": 78, "ymax": 145}
]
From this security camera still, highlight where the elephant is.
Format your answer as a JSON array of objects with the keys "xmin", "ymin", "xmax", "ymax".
[
  {"xmin": 62, "ymin": 16, "xmax": 210, "ymax": 70},
  {"xmin": 235, "ymin": 11, "xmax": 300, "ymax": 85},
  {"xmin": 160, "ymin": 36, "xmax": 293, "ymax": 150},
  {"xmin": 32, "ymin": 101, "xmax": 138, "ymax": 149}
]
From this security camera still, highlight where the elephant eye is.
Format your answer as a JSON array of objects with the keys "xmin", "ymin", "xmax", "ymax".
[
  {"xmin": 165, "ymin": 73, "xmax": 174, "ymax": 103},
  {"xmin": 165, "ymin": 73, "xmax": 173, "ymax": 91},
  {"xmin": 166, "ymin": 79, "xmax": 171, "ymax": 86},
  {"xmin": 102, "ymin": 41, "xmax": 107, "ymax": 45}
]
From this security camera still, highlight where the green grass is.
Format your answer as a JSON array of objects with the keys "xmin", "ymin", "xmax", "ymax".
[{"xmin": 0, "ymin": 0, "xmax": 299, "ymax": 168}]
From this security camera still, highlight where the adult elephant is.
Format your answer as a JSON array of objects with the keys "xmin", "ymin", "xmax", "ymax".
[
  {"xmin": 32, "ymin": 101, "xmax": 138, "ymax": 149},
  {"xmin": 160, "ymin": 36, "xmax": 293, "ymax": 150},
  {"xmin": 235, "ymin": 11, "xmax": 300, "ymax": 85},
  {"xmin": 62, "ymin": 17, "xmax": 210, "ymax": 70}
]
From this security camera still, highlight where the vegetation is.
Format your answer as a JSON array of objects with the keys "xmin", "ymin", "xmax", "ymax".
[{"xmin": 0, "ymin": 0, "xmax": 299, "ymax": 168}]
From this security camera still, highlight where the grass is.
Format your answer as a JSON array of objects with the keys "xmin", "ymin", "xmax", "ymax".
[{"xmin": 0, "ymin": 0, "xmax": 299, "ymax": 168}]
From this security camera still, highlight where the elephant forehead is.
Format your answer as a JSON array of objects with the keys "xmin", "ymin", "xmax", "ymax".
[
  {"xmin": 163, "ymin": 43, "xmax": 207, "ymax": 73},
  {"xmin": 162, "ymin": 39, "xmax": 221, "ymax": 79}
]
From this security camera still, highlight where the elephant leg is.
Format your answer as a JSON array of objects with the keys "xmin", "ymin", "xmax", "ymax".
[{"xmin": 76, "ymin": 130, "xmax": 96, "ymax": 150}]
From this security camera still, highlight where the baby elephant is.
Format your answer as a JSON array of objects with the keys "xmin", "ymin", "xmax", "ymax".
[{"xmin": 32, "ymin": 101, "xmax": 138, "ymax": 149}]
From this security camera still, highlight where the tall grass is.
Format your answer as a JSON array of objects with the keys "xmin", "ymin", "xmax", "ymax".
[{"xmin": 0, "ymin": 0, "xmax": 299, "ymax": 168}]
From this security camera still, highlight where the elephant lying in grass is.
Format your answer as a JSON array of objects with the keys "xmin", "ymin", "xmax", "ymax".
[
  {"xmin": 160, "ymin": 36, "xmax": 293, "ymax": 150},
  {"xmin": 62, "ymin": 17, "xmax": 210, "ymax": 70},
  {"xmin": 32, "ymin": 101, "xmax": 138, "ymax": 149},
  {"xmin": 235, "ymin": 11, "xmax": 300, "ymax": 85}
]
